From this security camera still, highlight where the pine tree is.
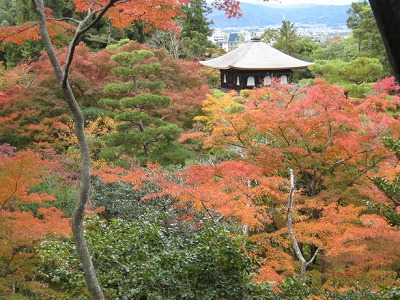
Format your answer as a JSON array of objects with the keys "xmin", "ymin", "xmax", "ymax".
[{"xmin": 99, "ymin": 49, "xmax": 189, "ymax": 165}]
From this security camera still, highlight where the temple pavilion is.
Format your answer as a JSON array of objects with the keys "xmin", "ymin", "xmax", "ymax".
[{"xmin": 200, "ymin": 38, "xmax": 313, "ymax": 90}]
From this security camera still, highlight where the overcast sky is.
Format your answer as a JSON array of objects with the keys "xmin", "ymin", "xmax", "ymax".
[{"xmin": 253, "ymin": 0, "xmax": 357, "ymax": 5}]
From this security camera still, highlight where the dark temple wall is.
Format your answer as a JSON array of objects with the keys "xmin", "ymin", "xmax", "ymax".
[{"xmin": 369, "ymin": 0, "xmax": 400, "ymax": 83}]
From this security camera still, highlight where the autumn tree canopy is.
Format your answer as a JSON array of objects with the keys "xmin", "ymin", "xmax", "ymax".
[
  {"xmin": 0, "ymin": 146, "xmax": 70, "ymax": 294},
  {"xmin": 1, "ymin": 0, "xmax": 400, "ymax": 298}
]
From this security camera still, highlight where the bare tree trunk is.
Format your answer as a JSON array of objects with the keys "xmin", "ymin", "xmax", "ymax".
[
  {"xmin": 32, "ymin": 0, "xmax": 105, "ymax": 298},
  {"xmin": 286, "ymin": 169, "xmax": 321, "ymax": 281}
]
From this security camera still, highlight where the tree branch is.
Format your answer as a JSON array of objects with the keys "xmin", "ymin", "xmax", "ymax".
[
  {"xmin": 284, "ymin": 85, "xmax": 300, "ymax": 109},
  {"xmin": 329, "ymin": 145, "xmax": 379, "ymax": 173},
  {"xmin": 63, "ymin": 0, "xmax": 119, "ymax": 86},
  {"xmin": 0, "ymin": 22, "xmax": 39, "ymax": 43},
  {"xmin": 306, "ymin": 247, "xmax": 321, "ymax": 267},
  {"xmin": 47, "ymin": 17, "xmax": 80, "ymax": 24},
  {"xmin": 32, "ymin": 0, "xmax": 105, "ymax": 298},
  {"xmin": 286, "ymin": 168, "xmax": 322, "ymax": 281}
]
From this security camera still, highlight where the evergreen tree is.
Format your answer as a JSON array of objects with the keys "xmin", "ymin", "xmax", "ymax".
[
  {"xmin": 260, "ymin": 20, "xmax": 319, "ymax": 60},
  {"xmin": 99, "ymin": 49, "xmax": 190, "ymax": 165},
  {"xmin": 274, "ymin": 20, "xmax": 298, "ymax": 55},
  {"xmin": 0, "ymin": 0, "xmax": 17, "ymax": 26},
  {"xmin": 370, "ymin": 136, "xmax": 400, "ymax": 226},
  {"xmin": 180, "ymin": 0, "xmax": 213, "ymax": 39},
  {"xmin": 347, "ymin": 0, "xmax": 391, "ymax": 75},
  {"xmin": 179, "ymin": 0, "xmax": 215, "ymax": 59}
]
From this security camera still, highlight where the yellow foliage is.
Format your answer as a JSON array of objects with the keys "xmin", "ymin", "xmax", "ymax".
[
  {"xmin": 194, "ymin": 91, "xmax": 240, "ymax": 129},
  {"xmin": 86, "ymin": 117, "xmax": 116, "ymax": 137}
]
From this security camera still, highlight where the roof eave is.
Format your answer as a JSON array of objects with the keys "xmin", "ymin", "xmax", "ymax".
[
  {"xmin": 199, "ymin": 65, "xmax": 313, "ymax": 71},
  {"xmin": 228, "ymin": 65, "xmax": 312, "ymax": 70}
]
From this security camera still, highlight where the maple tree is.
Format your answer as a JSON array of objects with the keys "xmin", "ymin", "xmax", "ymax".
[
  {"xmin": 190, "ymin": 80, "xmax": 400, "ymax": 202},
  {"xmin": 0, "ymin": 146, "xmax": 70, "ymax": 295},
  {"xmin": 0, "ymin": 81, "xmax": 77, "ymax": 153},
  {"xmin": 95, "ymin": 160, "xmax": 292, "ymax": 281},
  {"xmin": 281, "ymin": 197, "xmax": 400, "ymax": 287},
  {"xmin": 2, "ymin": 0, "xmax": 400, "ymax": 296},
  {"xmin": 0, "ymin": 0, "xmax": 238, "ymax": 296},
  {"xmin": 0, "ymin": 64, "xmax": 43, "ymax": 148},
  {"xmin": 4, "ymin": 0, "xmax": 190, "ymax": 297},
  {"xmin": 169, "ymin": 80, "xmax": 400, "ymax": 286},
  {"xmin": 90, "ymin": 147, "xmax": 400, "ymax": 288}
]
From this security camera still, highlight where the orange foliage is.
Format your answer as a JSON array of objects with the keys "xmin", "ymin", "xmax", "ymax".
[
  {"xmin": 27, "ymin": 115, "xmax": 76, "ymax": 150},
  {"xmin": 91, "ymin": 151, "xmax": 400, "ymax": 287},
  {"xmin": 150, "ymin": 161, "xmax": 287, "ymax": 229},
  {"xmin": 0, "ymin": 149, "xmax": 70, "ymax": 293},
  {"xmin": 73, "ymin": 0, "xmax": 188, "ymax": 31},
  {"xmin": 1, "ymin": 0, "xmax": 182, "ymax": 46},
  {"xmin": 92, "ymin": 165, "xmax": 146, "ymax": 186},
  {"xmin": 0, "ymin": 150, "xmax": 57, "ymax": 209},
  {"xmin": 0, "ymin": 19, "xmax": 74, "ymax": 48},
  {"xmin": 193, "ymin": 81, "xmax": 400, "ymax": 203},
  {"xmin": 1, "ymin": 0, "xmax": 241, "ymax": 48},
  {"xmin": 268, "ymin": 198, "xmax": 400, "ymax": 286},
  {"xmin": 0, "ymin": 22, "xmax": 41, "ymax": 46}
]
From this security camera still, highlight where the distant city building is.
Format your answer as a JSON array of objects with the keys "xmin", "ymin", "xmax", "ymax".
[
  {"xmin": 210, "ymin": 32, "xmax": 225, "ymax": 43},
  {"xmin": 200, "ymin": 38, "xmax": 313, "ymax": 90},
  {"xmin": 212, "ymin": 33, "xmax": 241, "ymax": 52},
  {"xmin": 210, "ymin": 25, "xmax": 351, "ymax": 49}
]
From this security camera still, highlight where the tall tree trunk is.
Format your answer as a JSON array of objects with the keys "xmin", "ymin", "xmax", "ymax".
[{"xmin": 32, "ymin": 0, "xmax": 105, "ymax": 298}]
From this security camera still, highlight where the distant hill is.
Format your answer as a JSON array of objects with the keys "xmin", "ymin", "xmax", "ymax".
[{"xmin": 208, "ymin": 3, "xmax": 351, "ymax": 28}]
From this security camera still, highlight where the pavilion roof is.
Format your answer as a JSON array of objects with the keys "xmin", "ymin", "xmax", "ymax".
[{"xmin": 200, "ymin": 39, "xmax": 313, "ymax": 70}]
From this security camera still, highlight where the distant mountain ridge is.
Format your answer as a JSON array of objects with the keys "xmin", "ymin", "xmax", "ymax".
[{"xmin": 208, "ymin": 4, "xmax": 351, "ymax": 28}]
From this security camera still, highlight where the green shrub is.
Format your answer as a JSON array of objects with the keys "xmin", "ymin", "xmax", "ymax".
[{"xmin": 39, "ymin": 216, "xmax": 262, "ymax": 299}]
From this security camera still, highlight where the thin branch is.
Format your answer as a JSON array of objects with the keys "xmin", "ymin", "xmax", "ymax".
[
  {"xmin": 47, "ymin": 17, "xmax": 80, "ymax": 24},
  {"xmin": 348, "ymin": 156, "xmax": 386, "ymax": 186},
  {"xmin": 306, "ymin": 247, "xmax": 321, "ymax": 267},
  {"xmin": 284, "ymin": 85, "xmax": 300, "ymax": 109},
  {"xmin": 229, "ymin": 119, "xmax": 250, "ymax": 148},
  {"xmin": 329, "ymin": 145, "xmax": 379, "ymax": 173},
  {"xmin": 0, "ymin": 22, "xmax": 38, "ymax": 42},
  {"xmin": 0, "ymin": 249, "xmax": 17, "ymax": 275},
  {"xmin": 277, "ymin": 125, "xmax": 292, "ymax": 147},
  {"xmin": 63, "ymin": 0, "xmax": 120, "ymax": 86},
  {"xmin": 200, "ymin": 200, "xmax": 216, "ymax": 221},
  {"xmin": 226, "ymin": 142, "xmax": 247, "ymax": 149}
]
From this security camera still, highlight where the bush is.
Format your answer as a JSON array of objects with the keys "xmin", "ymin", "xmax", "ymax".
[
  {"xmin": 39, "ymin": 216, "xmax": 262, "ymax": 299},
  {"xmin": 340, "ymin": 82, "xmax": 373, "ymax": 98}
]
